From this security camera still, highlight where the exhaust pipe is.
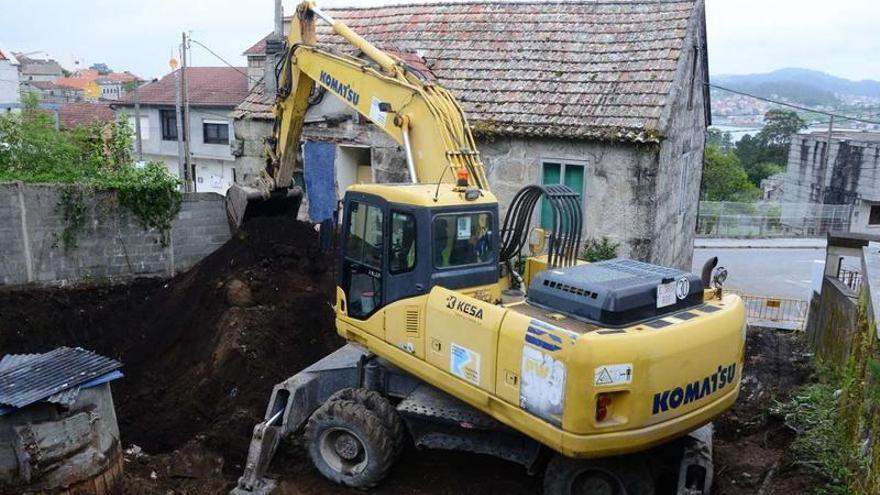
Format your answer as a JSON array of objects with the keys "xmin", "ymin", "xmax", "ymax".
[{"xmin": 700, "ymin": 256, "xmax": 718, "ymax": 288}]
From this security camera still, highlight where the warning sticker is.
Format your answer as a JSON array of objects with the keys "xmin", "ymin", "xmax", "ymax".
[
  {"xmin": 594, "ymin": 363, "xmax": 633, "ymax": 386},
  {"xmin": 450, "ymin": 343, "xmax": 481, "ymax": 385},
  {"xmin": 369, "ymin": 96, "xmax": 388, "ymax": 127}
]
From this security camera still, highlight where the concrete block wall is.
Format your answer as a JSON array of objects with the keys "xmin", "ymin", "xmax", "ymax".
[{"xmin": 0, "ymin": 183, "xmax": 231, "ymax": 287}]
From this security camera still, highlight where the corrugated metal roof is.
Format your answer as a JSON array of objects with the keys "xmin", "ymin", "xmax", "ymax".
[
  {"xmin": 0, "ymin": 347, "xmax": 122, "ymax": 410},
  {"xmin": 0, "ymin": 354, "xmax": 40, "ymax": 371}
]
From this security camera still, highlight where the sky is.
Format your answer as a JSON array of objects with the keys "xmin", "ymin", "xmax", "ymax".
[{"xmin": 1, "ymin": 0, "xmax": 878, "ymax": 82}]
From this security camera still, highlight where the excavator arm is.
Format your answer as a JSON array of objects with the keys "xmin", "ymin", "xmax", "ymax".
[{"xmin": 227, "ymin": 0, "xmax": 488, "ymax": 228}]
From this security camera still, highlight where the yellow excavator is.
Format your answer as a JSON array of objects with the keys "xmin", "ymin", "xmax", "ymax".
[{"xmin": 229, "ymin": 2, "xmax": 746, "ymax": 494}]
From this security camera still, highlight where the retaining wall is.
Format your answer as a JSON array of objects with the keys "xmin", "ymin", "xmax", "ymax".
[{"xmin": 0, "ymin": 182, "xmax": 231, "ymax": 287}]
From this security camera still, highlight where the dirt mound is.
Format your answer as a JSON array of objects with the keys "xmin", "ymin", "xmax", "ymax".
[{"xmin": 0, "ymin": 217, "xmax": 341, "ymax": 471}]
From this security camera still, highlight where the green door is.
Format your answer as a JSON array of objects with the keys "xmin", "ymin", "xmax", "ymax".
[{"xmin": 541, "ymin": 162, "xmax": 584, "ymax": 230}]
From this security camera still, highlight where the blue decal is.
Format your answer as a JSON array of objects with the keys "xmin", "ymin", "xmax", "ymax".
[{"xmin": 525, "ymin": 334, "xmax": 561, "ymax": 352}]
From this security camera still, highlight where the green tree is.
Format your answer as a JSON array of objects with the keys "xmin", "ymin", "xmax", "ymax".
[
  {"xmin": 0, "ymin": 99, "xmax": 182, "ymax": 241},
  {"xmin": 755, "ymin": 109, "xmax": 806, "ymax": 166},
  {"xmin": 702, "ymin": 144, "xmax": 760, "ymax": 202},
  {"xmin": 707, "ymin": 127, "xmax": 734, "ymax": 151},
  {"xmin": 733, "ymin": 110, "xmax": 805, "ymax": 188}
]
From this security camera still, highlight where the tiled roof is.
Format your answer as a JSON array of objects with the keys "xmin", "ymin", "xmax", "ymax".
[
  {"xmin": 231, "ymin": 79, "xmax": 273, "ymax": 120},
  {"xmin": 29, "ymin": 80, "xmax": 63, "ymax": 91},
  {"xmin": 119, "ymin": 67, "xmax": 248, "ymax": 108},
  {"xmin": 58, "ymin": 102, "xmax": 115, "ymax": 129},
  {"xmin": 55, "ymin": 76, "xmax": 94, "ymax": 90},
  {"xmin": 236, "ymin": 0, "xmax": 703, "ymax": 141},
  {"xmin": 243, "ymin": 35, "xmax": 270, "ymax": 56},
  {"xmin": 16, "ymin": 56, "xmax": 64, "ymax": 76}
]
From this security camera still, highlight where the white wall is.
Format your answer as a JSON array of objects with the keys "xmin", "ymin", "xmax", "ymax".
[{"xmin": 0, "ymin": 60, "xmax": 20, "ymax": 109}]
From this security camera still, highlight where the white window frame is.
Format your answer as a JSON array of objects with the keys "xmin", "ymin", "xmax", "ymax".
[{"xmin": 127, "ymin": 115, "xmax": 150, "ymax": 141}]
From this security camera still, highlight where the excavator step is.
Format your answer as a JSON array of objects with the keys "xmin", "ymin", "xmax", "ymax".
[{"xmin": 397, "ymin": 384, "xmax": 544, "ymax": 470}]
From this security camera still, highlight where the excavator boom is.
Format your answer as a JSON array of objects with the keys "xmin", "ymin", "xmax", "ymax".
[{"xmin": 226, "ymin": 1, "xmax": 488, "ymax": 228}]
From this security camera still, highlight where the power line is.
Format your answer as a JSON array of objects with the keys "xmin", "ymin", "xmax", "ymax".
[
  {"xmin": 708, "ymin": 83, "xmax": 880, "ymax": 126},
  {"xmin": 189, "ymin": 38, "xmax": 261, "ymax": 83}
]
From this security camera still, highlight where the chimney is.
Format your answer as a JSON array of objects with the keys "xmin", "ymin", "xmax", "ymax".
[{"xmin": 264, "ymin": 0, "xmax": 284, "ymax": 98}]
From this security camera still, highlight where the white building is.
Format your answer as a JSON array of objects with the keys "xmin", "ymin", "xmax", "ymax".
[
  {"xmin": 0, "ymin": 48, "xmax": 20, "ymax": 112},
  {"xmin": 115, "ymin": 67, "xmax": 249, "ymax": 195}
]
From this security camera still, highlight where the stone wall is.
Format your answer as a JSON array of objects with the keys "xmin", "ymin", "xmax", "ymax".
[
  {"xmin": 0, "ymin": 183, "xmax": 231, "ymax": 287},
  {"xmin": 480, "ymin": 136, "xmax": 666, "ymax": 264},
  {"xmin": 779, "ymin": 133, "xmax": 880, "ymax": 205},
  {"xmin": 808, "ymin": 276, "xmax": 860, "ymax": 365},
  {"xmin": 652, "ymin": 0, "xmax": 708, "ymax": 270}
]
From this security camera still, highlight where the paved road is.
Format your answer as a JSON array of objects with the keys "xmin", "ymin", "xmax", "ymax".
[{"xmin": 692, "ymin": 247, "xmax": 825, "ymax": 300}]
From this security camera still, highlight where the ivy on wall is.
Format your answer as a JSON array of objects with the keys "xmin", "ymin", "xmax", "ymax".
[{"xmin": 0, "ymin": 93, "xmax": 182, "ymax": 247}]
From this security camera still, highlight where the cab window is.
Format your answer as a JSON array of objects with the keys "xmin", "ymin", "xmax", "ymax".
[
  {"xmin": 390, "ymin": 211, "xmax": 416, "ymax": 273},
  {"xmin": 346, "ymin": 201, "xmax": 383, "ymax": 268},
  {"xmin": 344, "ymin": 201, "xmax": 383, "ymax": 319},
  {"xmin": 433, "ymin": 212, "xmax": 493, "ymax": 268}
]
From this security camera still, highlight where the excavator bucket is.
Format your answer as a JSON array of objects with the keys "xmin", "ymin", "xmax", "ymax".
[{"xmin": 225, "ymin": 183, "xmax": 303, "ymax": 231}]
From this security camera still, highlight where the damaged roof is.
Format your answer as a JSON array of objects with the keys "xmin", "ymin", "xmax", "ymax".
[
  {"xmin": 0, "ymin": 347, "xmax": 122, "ymax": 413},
  {"xmin": 236, "ymin": 0, "xmax": 706, "ymax": 142}
]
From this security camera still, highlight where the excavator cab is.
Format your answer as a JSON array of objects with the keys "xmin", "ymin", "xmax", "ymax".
[{"xmin": 338, "ymin": 185, "xmax": 501, "ymax": 322}]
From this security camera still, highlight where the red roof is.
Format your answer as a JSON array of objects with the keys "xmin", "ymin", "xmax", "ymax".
[
  {"xmin": 58, "ymin": 103, "xmax": 115, "ymax": 129},
  {"xmin": 243, "ymin": 35, "xmax": 270, "ymax": 56},
  {"xmin": 55, "ymin": 77, "xmax": 93, "ymax": 90},
  {"xmin": 120, "ymin": 67, "xmax": 248, "ymax": 107}
]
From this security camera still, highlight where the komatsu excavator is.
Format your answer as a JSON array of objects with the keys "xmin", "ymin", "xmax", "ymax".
[{"xmin": 229, "ymin": 2, "xmax": 746, "ymax": 494}]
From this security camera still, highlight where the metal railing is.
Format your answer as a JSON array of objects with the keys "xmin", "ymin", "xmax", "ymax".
[
  {"xmin": 697, "ymin": 201, "xmax": 852, "ymax": 238},
  {"xmin": 739, "ymin": 293, "xmax": 809, "ymax": 331},
  {"xmin": 725, "ymin": 289, "xmax": 808, "ymax": 331},
  {"xmin": 837, "ymin": 268, "xmax": 863, "ymax": 293}
]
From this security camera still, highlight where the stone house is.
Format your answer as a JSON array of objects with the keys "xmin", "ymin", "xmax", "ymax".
[
  {"xmin": 232, "ymin": 0, "xmax": 711, "ymax": 269},
  {"xmin": 778, "ymin": 130, "xmax": 880, "ymax": 235},
  {"xmin": 116, "ymin": 67, "xmax": 250, "ymax": 195}
]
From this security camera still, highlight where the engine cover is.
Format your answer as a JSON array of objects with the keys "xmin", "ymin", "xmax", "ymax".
[{"xmin": 527, "ymin": 259, "xmax": 704, "ymax": 327}]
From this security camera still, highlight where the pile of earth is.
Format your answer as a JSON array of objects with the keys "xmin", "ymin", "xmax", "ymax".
[
  {"xmin": 0, "ymin": 225, "xmax": 831, "ymax": 495},
  {"xmin": 0, "ymin": 217, "xmax": 342, "ymax": 481}
]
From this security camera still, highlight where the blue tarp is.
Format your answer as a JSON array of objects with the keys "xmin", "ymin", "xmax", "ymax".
[{"xmin": 303, "ymin": 141, "xmax": 337, "ymax": 223}]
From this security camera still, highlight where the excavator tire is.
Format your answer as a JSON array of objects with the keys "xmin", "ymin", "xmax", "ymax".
[
  {"xmin": 305, "ymin": 397, "xmax": 396, "ymax": 489},
  {"xmin": 543, "ymin": 454, "xmax": 655, "ymax": 495},
  {"xmin": 329, "ymin": 388, "xmax": 408, "ymax": 455}
]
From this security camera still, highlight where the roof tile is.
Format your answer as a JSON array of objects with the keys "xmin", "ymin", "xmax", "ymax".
[
  {"xmin": 237, "ymin": 0, "xmax": 699, "ymax": 140},
  {"xmin": 120, "ymin": 67, "xmax": 248, "ymax": 108}
]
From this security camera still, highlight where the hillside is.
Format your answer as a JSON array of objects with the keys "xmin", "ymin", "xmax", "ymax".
[{"xmin": 712, "ymin": 68, "xmax": 880, "ymax": 105}]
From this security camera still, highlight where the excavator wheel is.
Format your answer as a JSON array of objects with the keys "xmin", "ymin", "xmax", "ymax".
[
  {"xmin": 329, "ymin": 388, "xmax": 408, "ymax": 455},
  {"xmin": 305, "ymin": 397, "xmax": 397, "ymax": 489},
  {"xmin": 543, "ymin": 455, "xmax": 655, "ymax": 495}
]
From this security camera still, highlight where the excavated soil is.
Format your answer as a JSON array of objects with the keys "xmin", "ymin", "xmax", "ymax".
[{"xmin": 0, "ymin": 219, "xmax": 828, "ymax": 494}]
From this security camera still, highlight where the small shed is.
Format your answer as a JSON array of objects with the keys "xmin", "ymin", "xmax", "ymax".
[{"xmin": 0, "ymin": 347, "xmax": 123, "ymax": 494}]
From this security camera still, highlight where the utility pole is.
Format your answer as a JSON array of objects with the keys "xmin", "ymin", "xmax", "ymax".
[
  {"xmin": 133, "ymin": 85, "xmax": 143, "ymax": 162},
  {"xmin": 173, "ymin": 53, "xmax": 186, "ymax": 188},
  {"xmin": 181, "ymin": 31, "xmax": 194, "ymax": 192}
]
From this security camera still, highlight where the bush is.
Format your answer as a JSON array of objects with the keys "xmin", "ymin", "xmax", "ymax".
[
  {"xmin": 581, "ymin": 237, "xmax": 619, "ymax": 262},
  {"xmin": 0, "ymin": 95, "xmax": 182, "ymax": 246}
]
